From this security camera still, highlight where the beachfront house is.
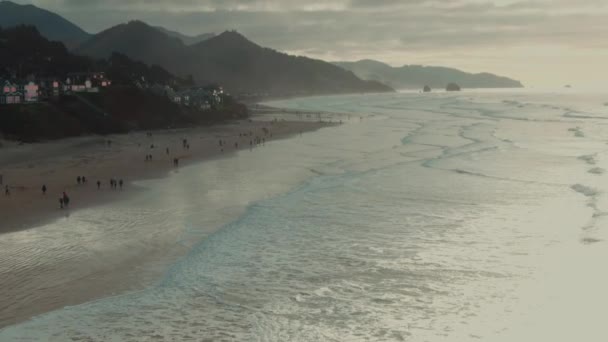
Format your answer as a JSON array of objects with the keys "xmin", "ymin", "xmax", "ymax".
[
  {"xmin": 171, "ymin": 87, "xmax": 223, "ymax": 111},
  {"xmin": 65, "ymin": 72, "xmax": 111, "ymax": 93},
  {"xmin": 24, "ymin": 81, "xmax": 40, "ymax": 102},
  {"xmin": 0, "ymin": 80, "xmax": 23, "ymax": 105}
]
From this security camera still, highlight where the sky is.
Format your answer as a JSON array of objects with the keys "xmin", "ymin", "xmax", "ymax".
[{"xmin": 13, "ymin": 0, "xmax": 608, "ymax": 88}]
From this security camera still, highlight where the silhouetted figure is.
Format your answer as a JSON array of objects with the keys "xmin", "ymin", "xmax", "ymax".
[
  {"xmin": 42, "ymin": 185, "xmax": 47, "ymax": 195},
  {"xmin": 173, "ymin": 158, "xmax": 179, "ymax": 167},
  {"xmin": 97, "ymin": 180, "xmax": 101, "ymax": 190},
  {"xmin": 77, "ymin": 176, "xmax": 81, "ymax": 185},
  {"xmin": 82, "ymin": 176, "xmax": 87, "ymax": 184},
  {"xmin": 59, "ymin": 197, "xmax": 64, "ymax": 209},
  {"xmin": 119, "ymin": 179, "xmax": 124, "ymax": 189},
  {"xmin": 235, "ymin": 142, "xmax": 238, "ymax": 149},
  {"xmin": 166, "ymin": 147, "xmax": 170, "ymax": 155},
  {"xmin": 4, "ymin": 185, "xmax": 9, "ymax": 196},
  {"xmin": 62, "ymin": 192, "xmax": 70, "ymax": 207}
]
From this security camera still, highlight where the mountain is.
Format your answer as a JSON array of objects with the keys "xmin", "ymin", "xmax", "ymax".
[
  {"xmin": 334, "ymin": 59, "xmax": 524, "ymax": 89},
  {"xmin": 75, "ymin": 21, "xmax": 393, "ymax": 95},
  {"xmin": 0, "ymin": 25, "xmax": 93, "ymax": 78},
  {"xmin": 0, "ymin": 0, "xmax": 90, "ymax": 48},
  {"xmin": 0, "ymin": 26, "xmax": 247, "ymax": 141},
  {"xmin": 154, "ymin": 26, "xmax": 215, "ymax": 45},
  {"xmin": 75, "ymin": 21, "xmax": 188, "ymax": 66}
]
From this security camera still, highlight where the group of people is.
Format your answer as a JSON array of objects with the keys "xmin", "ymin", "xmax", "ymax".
[
  {"xmin": 2, "ymin": 173, "xmax": 128, "ymax": 210},
  {"xmin": 58, "ymin": 192, "xmax": 70, "ymax": 209},
  {"xmin": 109, "ymin": 178, "xmax": 124, "ymax": 190}
]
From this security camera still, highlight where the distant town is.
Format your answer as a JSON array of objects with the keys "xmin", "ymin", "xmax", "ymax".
[{"xmin": 1, "ymin": 71, "xmax": 224, "ymax": 110}]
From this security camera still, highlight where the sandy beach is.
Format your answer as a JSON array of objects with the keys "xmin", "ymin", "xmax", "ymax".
[
  {"xmin": 0, "ymin": 117, "xmax": 329, "ymax": 233},
  {"xmin": 0, "ymin": 115, "xmax": 332, "ymax": 327}
]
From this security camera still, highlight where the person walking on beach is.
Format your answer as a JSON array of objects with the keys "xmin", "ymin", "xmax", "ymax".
[
  {"xmin": 119, "ymin": 179, "xmax": 124, "ymax": 190},
  {"xmin": 42, "ymin": 185, "xmax": 47, "ymax": 195},
  {"xmin": 77, "ymin": 176, "xmax": 81, "ymax": 185},
  {"xmin": 59, "ymin": 197, "xmax": 64, "ymax": 209},
  {"xmin": 62, "ymin": 192, "xmax": 70, "ymax": 208},
  {"xmin": 82, "ymin": 176, "xmax": 87, "ymax": 184},
  {"xmin": 5, "ymin": 185, "xmax": 9, "ymax": 196},
  {"xmin": 166, "ymin": 147, "xmax": 170, "ymax": 155},
  {"xmin": 97, "ymin": 180, "xmax": 101, "ymax": 190}
]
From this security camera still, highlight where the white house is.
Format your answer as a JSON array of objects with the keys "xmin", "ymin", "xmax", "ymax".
[
  {"xmin": 65, "ymin": 72, "xmax": 110, "ymax": 93},
  {"xmin": 24, "ymin": 81, "xmax": 39, "ymax": 102}
]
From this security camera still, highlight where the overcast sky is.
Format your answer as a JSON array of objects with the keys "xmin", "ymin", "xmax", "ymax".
[{"xmin": 14, "ymin": 0, "xmax": 608, "ymax": 87}]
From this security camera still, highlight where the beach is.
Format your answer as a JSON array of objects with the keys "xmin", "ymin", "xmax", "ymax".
[
  {"xmin": 0, "ymin": 115, "xmax": 332, "ymax": 327},
  {"xmin": 2, "ymin": 90, "xmax": 608, "ymax": 341},
  {"xmin": 0, "ymin": 118, "xmax": 329, "ymax": 234}
]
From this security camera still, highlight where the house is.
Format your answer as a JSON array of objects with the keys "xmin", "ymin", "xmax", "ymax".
[
  {"xmin": 0, "ymin": 80, "xmax": 23, "ymax": 105},
  {"xmin": 65, "ymin": 72, "xmax": 111, "ymax": 93},
  {"xmin": 35, "ymin": 78, "xmax": 61, "ymax": 99},
  {"xmin": 171, "ymin": 86, "xmax": 223, "ymax": 110},
  {"xmin": 24, "ymin": 81, "xmax": 40, "ymax": 102}
]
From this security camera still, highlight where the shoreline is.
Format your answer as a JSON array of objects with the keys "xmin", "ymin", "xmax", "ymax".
[
  {"xmin": 0, "ymin": 115, "xmax": 335, "ymax": 328},
  {"xmin": 0, "ymin": 118, "xmax": 333, "ymax": 235}
]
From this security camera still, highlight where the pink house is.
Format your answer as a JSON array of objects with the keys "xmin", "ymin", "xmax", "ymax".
[{"xmin": 0, "ymin": 80, "xmax": 23, "ymax": 105}]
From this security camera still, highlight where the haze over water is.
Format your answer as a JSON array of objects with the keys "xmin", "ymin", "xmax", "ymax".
[{"xmin": 3, "ymin": 90, "xmax": 608, "ymax": 341}]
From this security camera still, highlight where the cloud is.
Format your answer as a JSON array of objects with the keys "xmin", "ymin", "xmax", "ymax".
[{"xmin": 12, "ymin": 0, "xmax": 608, "ymax": 86}]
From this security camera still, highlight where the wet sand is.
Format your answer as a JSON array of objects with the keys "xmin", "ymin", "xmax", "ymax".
[
  {"xmin": 0, "ymin": 117, "xmax": 332, "ymax": 327},
  {"xmin": 0, "ymin": 119, "xmax": 328, "ymax": 234}
]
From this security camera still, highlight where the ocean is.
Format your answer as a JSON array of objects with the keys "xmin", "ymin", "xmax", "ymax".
[{"xmin": 2, "ymin": 90, "xmax": 608, "ymax": 341}]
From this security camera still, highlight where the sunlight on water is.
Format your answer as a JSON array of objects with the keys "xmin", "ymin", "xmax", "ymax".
[{"xmin": 2, "ymin": 90, "xmax": 608, "ymax": 341}]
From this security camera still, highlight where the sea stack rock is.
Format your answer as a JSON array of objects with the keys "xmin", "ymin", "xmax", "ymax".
[
  {"xmin": 423, "ymin": 85, "xmax": 431, "ymax": 93},
  {"xmin": 446, "ymin": 83, "xmax": 461, "ymax": 92}
]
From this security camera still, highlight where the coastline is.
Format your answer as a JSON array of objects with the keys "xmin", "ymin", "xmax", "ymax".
[
  {"xmin": 0, "ymin": 115, "xmax": 335, "ymax": 328},
  {"xmin": 0, "ymin": 118, "xmax": 332, "ymax": 234}
]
